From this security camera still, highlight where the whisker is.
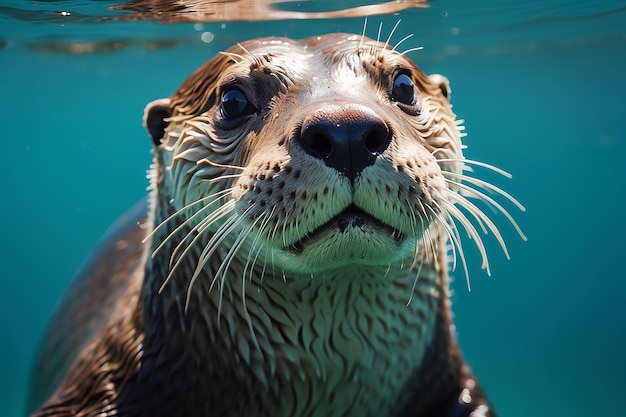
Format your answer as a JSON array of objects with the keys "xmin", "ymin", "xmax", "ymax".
[
  {"xmin": 383, "ymin": 263, "xmax": 393, "ymax": 278},
  {"xmin": 281, "ymin": 216, "xmax": 293, "ymax": 250},
  {"xmin": 183, "ymin": 210, "xmax": 246, "ymax": 312},
  {"xmin": 444, "ymin": 177, "xmax": 527, "ymax": 241},
  {"xmin": 440, "ymin": 199, "xmax": 492, "ymax": 276},
  {"xmin": 439, "ymin": 206, "xmax": 464, "ymax": 274},
  {"xmin": 218, "ymin": 50, "xmax": 246, "ymax": 63},
  {"xmin": 392, "ymin": 33, "xmax": 414, "ymax": 53},
  {"xmin": 294, "ymin": 218, "xmax": 303, "ymax": 248},
  {"xmin": 247, "ymin": 238, "xmax": 266, "ymax": 285},
  {"xmin": 436, "ymin": 156, "xmax": 513, "ymax": 178},
  {"xmin": 400, "ymin": 46, "xmax": 424, "ymax": 56},
  {"xmin": 210, "ymin": 213, "xmax": 261, "ymax": 319},
  {"xmin": 407, "ymin": 197, "xmax": 443, "ymax": 270},
  {"xmin": 429, "ymin": 200, "xmax": 462, "ymax": 274},
  {"xmin": 259, "ymin": 246, "xmax": 269, "ymax": 286},
  {"xmin": 359, "ymin": 16, "xmax": 368, "ymax": 50},
  {"xmin": 256, "ymin": 38, "xmax": 272, "ymax": 58},
  {"xmin": 267, "ymin": 214, "xmax": 282, "ymax": 250},
  {"xmin": 424, "ymin": 226, "xmax": 435, "ymax": 266},
  {"xmin": 404, "ymin": 195, "xmax": 420, "ymax": 239},
  {"xmin": 151, "ymin": 190, "xmax": 233, "ymax": 260},
  {"xmin": 372, "ymin": 21, "xmax": 384, "ymax": 58},
  {"xmin": 266, "ymin": 215, "xmax": 284, "ymax": 279},
  {"xmin": 169, "ymin": 201, "xmax": 235, "ymax": 268},
  {"xmin": 447, "ymin": 191, "xmax": 510, "ymax": 260},
  {"xmin": 158, "ymin": 201, "xmax": 236, "ymax": 294},
  {"xmin": 240, "ymin": 256, "xmax": 260, "ymax": 352},
  {"xmin": 158, "ymin": 224, "xmax": 207, "ymax": 294},
  {"xmin": 442, "ymin": 170, "xmax": 525, "ymax": 212},
  {"xmin": 422, "ymin": 222, "xmax": 436, "ymax": 267},
  {"xmin": 406, "ymin": 257, "xmax": 424, "ymax": 307},
  {"xmin": 236, "ymin": 42, "xmax": 254, "ymax": 60},
  {"xmin": 208, "ymin": 173, "xmax": 242, "ymax": 184},
  {"xmin": 143, "ymin": 187, "xmax": 232, "ymax": 245},
  {"xmin": 244, "ymin": 208, "xmax": 274, "ymax": 282},
  {"xmin": 240, "ymin": 213, "xmax": 273, "ymax": 351},
  {"xmin": 426, "ymin": 203, "xmax": 471, "ymax": 290},
  {"xmin": 197, "ymin": 213, "xmax": 246, "ymax": 288},
  {"xmin": 198, "ymin": 158, "xmax": 246, "ymax": 171},
  {"xmin": 383, "ymin": 20, "xmax": 402, "ymax": 50}
]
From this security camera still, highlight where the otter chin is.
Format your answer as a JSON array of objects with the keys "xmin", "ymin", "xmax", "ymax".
[
  {"xmin": 276, "ymin": 202, "xmax": 413, "ymax": 272},
  {"xmin": 28, "ymin": 33, "xmax": 523, "ymax": 417}
]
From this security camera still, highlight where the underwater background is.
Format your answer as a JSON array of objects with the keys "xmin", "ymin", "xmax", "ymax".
[{"xmin": 1, "ymin": 0, "xmax": 625, "ymax": 416}]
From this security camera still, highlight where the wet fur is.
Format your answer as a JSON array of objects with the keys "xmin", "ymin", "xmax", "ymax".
[{"xmin": 29, "ymin": 32, "xmax": 523, "ymax": 417}]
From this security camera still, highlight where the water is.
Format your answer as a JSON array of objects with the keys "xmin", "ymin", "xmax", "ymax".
[{"xmin": 1, "ymin": 1, "xmax": 625, "ymax": 416}]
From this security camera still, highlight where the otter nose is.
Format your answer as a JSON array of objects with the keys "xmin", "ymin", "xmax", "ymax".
[{"xmin": 299, "ymin": 104, "xmax": 391, "ymax": 183}]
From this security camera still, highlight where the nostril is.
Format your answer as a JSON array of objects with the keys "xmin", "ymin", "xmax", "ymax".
[
  {"xmin": 363, "ymin": 123, "xmax": 391, "ymax": 156},
  {"xmin": 298, "ymin": 104, "xmax": 391, "ymax": 183},
  {"xmin": 301, "ymin": 126, "xmax": 333, "ymax": 160}
]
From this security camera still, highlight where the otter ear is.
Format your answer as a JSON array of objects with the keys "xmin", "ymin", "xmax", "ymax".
[
  {"xmin": 428, "ymin": 74, "xmax": 451, "ymax": 100},
  {"xmin": 144, "ymin": 98, "xmax": 172, "ymax": 146}
]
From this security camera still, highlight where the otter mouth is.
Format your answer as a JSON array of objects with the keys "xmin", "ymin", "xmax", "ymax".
[{"xmin": 286, "ymin": 204, "xmax": 405, "ymax": 254}]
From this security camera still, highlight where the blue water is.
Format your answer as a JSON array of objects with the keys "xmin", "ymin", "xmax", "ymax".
[{"xmin": 1, "ymin": 1, "xmax": 625, "ymax": 416}]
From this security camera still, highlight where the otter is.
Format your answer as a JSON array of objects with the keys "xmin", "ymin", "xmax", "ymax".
[{"xmin": 28, "ymin": 33, "xmax": 523, "ymax": 417}]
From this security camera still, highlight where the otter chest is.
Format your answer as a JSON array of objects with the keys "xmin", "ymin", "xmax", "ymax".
[{"xmin": 181, "ymin": 267, "xmax": 442, "ymax": 417}]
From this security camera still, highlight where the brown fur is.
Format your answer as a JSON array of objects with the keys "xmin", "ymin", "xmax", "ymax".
[{"xmin": 28, "ymin": 34, "xmax": 502, "ymax": 417}]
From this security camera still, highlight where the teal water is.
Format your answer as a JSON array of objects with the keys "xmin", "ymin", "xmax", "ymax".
[{"xmin": 1, "ymin": 1, "xmax": 625, "ymax": 416}]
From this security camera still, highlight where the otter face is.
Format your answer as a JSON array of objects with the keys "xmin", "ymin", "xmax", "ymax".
[{"xmin": 144, "ymin": 34, "xmax": 520, "ymax": 279}]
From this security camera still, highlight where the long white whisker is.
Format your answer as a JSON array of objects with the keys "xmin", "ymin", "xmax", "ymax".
[
  {"xmin": 432, "ymin": 202, "xmax": 460, "ymax": 273},
  {"xmin": 183, "ymin": 210, "xmax": 248, "ymax": 313},
  {"xmin": 376, "ymin": 21, "xmax": 383, "ymax": 44},
  {"xmin": 198, "ymin": 158, "xmax": 246, "ymax": 171},
  {"xmin": 444, "ymin": 177, "xmax": 527, "ymax": 241},
  {"xmin": 422, "ymin": 223, "xmax": 437, "ymax": 268},
  {"xmin": 406, "ymin": 257, "xmax": 424, "ymax": 307},
  {"xmin": 244, "ymin": 208, "xmax": 274, "ymax": 282},
  {"xmin": 383, "ymin": 20, "xmax": 401, "ymax": 50},
  {"xmin": 441, "ymin": 200, "xmax": 491, "ymax": 276},
  {"xmin": 209, "ymin": 213, "xmax": 261, "ymax": 319},
  {"xmin": 404, "ymin": 196, "xmax": 420, "ymax": 239},
  {"xmin": 392, "ymin": 33, "xmax": 414, "ymax": 53},
  {"xmin": 426, "ymin": 203, "xmax": 471, "ymax": 290},
  {"xmin": 158, "ymin": 201, "xmax": 236, "ymax": 294},
  {"xmin": 410, "ymin": 198, "xmax": 444, "ymax": 270},
  {"xmin": 260, "ymin": 246, "xmax": 269, "ymax": 285},
  {"xmin": 400, "ymin": 46, "xmax": 424, "ymax": 56},
  {"xmin": 442, "ymin": 170, "xmax": 526, "ymax": 212},
  {"xmin": 268, "ymin": 216, "xmax": 282, "ymax": 250},
  {"xmin": 359, "ymin": 16, "xmax": 368, "ymax": 50},
  {"xmin": 240, "ymin": 214, "xmax": 273, "ymax": 352},
  {"xmin": 158, "ymin": 228, "xmax": 204, "ymax": 294},
  {"xmin": 218, "ymin": 50, "xmax": 247, "ymax": 63},
  {"xmin": 236, "ymin": 42, "xmax": 254, "ymax": 61},
  {"xmin": 208, "ymin": 173, "xmax": 242, "ymax": 184},
  {"xmin": 436, "ymin": 157, "xmax": 513, "ymax": 178},
  {"xmin": 447, "ymin": 191, "xmax": 510, "ymax": 260},
  {"xmin": 143, "ymin": 188, "xmax": 232, "ymax": 245},
  {"xmin": 169, "ymin": 201, "xmax": 235, "ymax": 268},
  {"xmin": 151, "ymin": 191, "xmax": 233, "ymax": 259},
  {"xmin": 197, "ymin": 213, "xmax": 246, "ymax": 290}
]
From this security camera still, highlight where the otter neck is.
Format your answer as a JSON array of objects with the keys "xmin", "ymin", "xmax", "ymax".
[{"xmin": 138, "ymin": 193, "xmax": 446, "ymax": 416}]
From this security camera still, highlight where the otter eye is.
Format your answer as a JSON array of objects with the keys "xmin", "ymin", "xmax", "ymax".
[
  {"xmin": 391, "ymin": 73, "xmax": 416, "ymax": 105},
  {"xmin": 221, "ymin": 88, "xmax": 250, "ymax": 120}
]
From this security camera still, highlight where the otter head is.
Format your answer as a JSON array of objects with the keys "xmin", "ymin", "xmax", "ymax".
[
  {"xmin": 137, "ymin": 34, "xmax": 524, "ymax": 416},
  {"xmin": 143, "ymin": 34, "xmax": 519, "ymax": 288}
]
